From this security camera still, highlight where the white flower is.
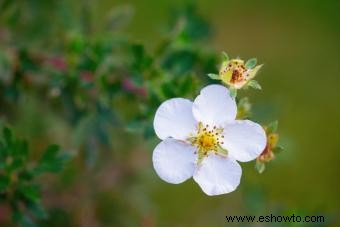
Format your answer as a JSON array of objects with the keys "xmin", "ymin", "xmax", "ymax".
[{"xmin": 152, "ymin": 84, "xmax": 266, "ymax": 196}]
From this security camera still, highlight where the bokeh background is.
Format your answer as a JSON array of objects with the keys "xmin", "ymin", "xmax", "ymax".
[{"xmin": 0, "ymin": 0, "xmax": 339, "ymax": 226}]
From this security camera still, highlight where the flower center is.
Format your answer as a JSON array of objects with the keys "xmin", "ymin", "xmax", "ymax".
[
  {"xmin": 187, "ymin": 123, "xmax": 228, "ymax": 164},
  {"xmin": 198, "ymin": 133, "xmax": 216, "ymax": 149},
  {"xmin": 219, "ymin": 59, "xmax": 249, "ymax": 87}
]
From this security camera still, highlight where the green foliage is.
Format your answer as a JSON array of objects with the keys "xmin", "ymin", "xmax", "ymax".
[
  {"xmin": 0, "ymin": 127, "xmax": 71, "ymax": 226},
  {"xmin": 0, "ymin": 4, "xmax": 219, "ymax": 224},
  {"xmin": 0, "ymin": 1, "xmax": 285, "ymax": 225}
]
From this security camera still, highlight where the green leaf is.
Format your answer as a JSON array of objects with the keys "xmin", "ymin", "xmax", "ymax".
[
  {"xmin": 12, "ymin": 210, "xmax": 23, "ymax": 224},
  {"xmin": 221, "ymin": 52, "xmax": 229, "ymax": 62},
  {"xmin": 245, "ymin": 58, "xmax": 257, "ymax": 69},
  {"xmin": 267, "ymin": 120, "xmax": 278, "ymax": 134},
  {"xmin": 19, "ymin": 214, "xmax": 36, "ymax": 227},
  {"xmin": 19, "ymin": 184, "xmax": 40, "ymax": 203},
  {"xmin": 0, "ymin": 175, "xmax": 10, "ymax": 192},
  {"xmin": 40, "ymin": 144, "xmax": 59, "ymax": 164},
  {"xmin": 35, "ymin": 145, "xmax": 72, "ymax": 174},
  {"xmin": 255, "ymin": 161, "xmax": 266, "ymax": 174},
  {"xmin": 18, "ymin": 170, "xmax": 35, "ymax": 181},
  {"xmin": 143, "ymin": 123, "xmax": 154, "ymax": 139},
  {"xmin": 3, "ymin": 127, "xmax": 12, "ymax": 146},
  {"xmin": 229, "ymin": 87, "xmax": 237, "ymax": 98},
  {"xmin": 126, "ymin": 120, "xmax": 144, "ymax": 133},
  {"xmin": 27, "ymin": 202, "xmax": 48, "ymax": 219},
  {"xmin": 207, "ymin": 73, "xmax": 220, "ymax": 80},
  {"xmin": 247, "ymin": 80, "xmax": 262, "ymax": 90},
  {"xmin": 161, "ymin": 82, "xmax": 176, "ymax": 98}
]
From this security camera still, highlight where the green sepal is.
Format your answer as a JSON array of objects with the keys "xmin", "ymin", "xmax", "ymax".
[
  {"xmin": 248, "ymin": 64, "xmax": 263, "ymax": 79},
  {"xmin": 247, "ymin": 80, "xmax": 262, "ymax": 90},
  {"xmin": 267, "ymin": 120, "xmax": 278, "ymax": 134},
  {"xmin": 221, "ymin": 52, "xmax": 229, "ymax": 62},
  {"xmin": 207, "ymin": 73, "xmax": 220, "ymax": 80},
  {"xmin": 255, "ymin": 161, "xmax": 266, "ymax": 174},
  {"xmin": 229, "ymin": 87, "xmax": 237, "ymax": 98},
  {"xmin": 273, "ymin": 145, "xmax": 284, "ymax": 154},
  {"xmin": 245, "ymin": 58, "xmax": 257, "ymax": 69}
]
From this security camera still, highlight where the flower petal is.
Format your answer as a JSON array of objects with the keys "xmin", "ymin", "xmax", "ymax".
[
  {"xmin": 154, "ymin": 98, "xmax": 197, "ymax": 140},
  {"xmin": 221, "ymin": 120, "xmax": 267, "ymax": 162},
  {"xmin": 193, "ymin": 154, "xmax": 242, "ymax": 196},
  {"xmin": 192, "ymin": 84, "xmax": 237, "ymax": 126},
  {"xmin": 152, "ymin": 138, "xmax": 197, "ymax": 184}
]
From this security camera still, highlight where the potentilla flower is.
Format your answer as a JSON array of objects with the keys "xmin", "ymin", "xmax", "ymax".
[
  {"xmin": 152, "ymin": 84, "xmax": 267, "ymax": 196},
  {"xmin": 219, "ymin": 59, "xmax": 262, "ymax": 89},
  {"xmin": 255, "ymin": 121, "xmax": 283, "ymax": 174}
]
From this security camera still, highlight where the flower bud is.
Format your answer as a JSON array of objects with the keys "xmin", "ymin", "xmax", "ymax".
[{"xmin": 219, "ymin": 59, "xmax": 262, "ymax": 89}]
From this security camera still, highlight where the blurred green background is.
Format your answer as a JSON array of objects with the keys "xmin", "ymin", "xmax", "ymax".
[{"xmin": 0, "ymin": 0, "xmax": 339, "ymax": 226}]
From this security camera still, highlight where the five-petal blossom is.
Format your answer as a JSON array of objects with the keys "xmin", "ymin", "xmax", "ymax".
[{"xmin": 152, "ymin": 84, "xmax": 266, "ymax": 196}]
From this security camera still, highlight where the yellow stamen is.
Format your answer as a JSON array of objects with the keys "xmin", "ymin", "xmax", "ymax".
[{"xmin": 188, "ymin": 122, "xmax": 228, "ymax": 164}]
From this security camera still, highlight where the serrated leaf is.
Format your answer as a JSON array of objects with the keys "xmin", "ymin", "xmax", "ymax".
[
  {"xmin": 255, "ymin": 161, "xmax": 266, "ymax": 174},
  {"xmin": 207, "ymin": 73, "xmax": 220, "ymax": 80},
  {"xmin": 245, "ymin": 58, "xmax": 257, "ymax": 69},
  {"xmin": 35, "ymin": 145, "xmax": 72, "ymax": 174},
  {"xmin": 248, "ymin": 80, "xmax": 262, "ymax": 90}
]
